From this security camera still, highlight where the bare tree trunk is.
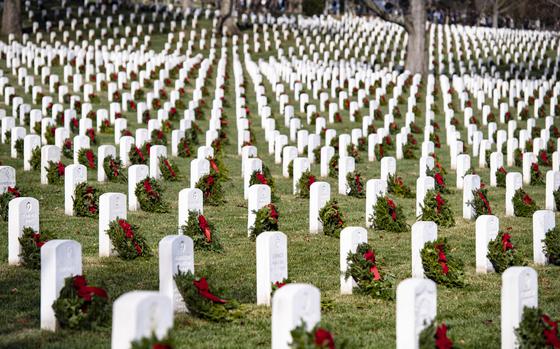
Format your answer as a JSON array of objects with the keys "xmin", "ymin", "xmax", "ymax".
[
  {"xmin": 182, "ymin": 0, "xmax": 192, "ymax": 10},
  {"xmin": 404, "ymin": 0, "xmax": 426, "ymax": 75},
  {"xmin": 2, "ymin": 0, "xmax": 21, "ymax": 37},
  {"xmin": 219, "ymin": 0, "xmax": 240, "ymax": 35},
  {"xmin": 493, "ymin": 0, "xmax": 499, "ymax": 27}
]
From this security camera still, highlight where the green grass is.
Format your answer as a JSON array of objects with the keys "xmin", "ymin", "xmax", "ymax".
[{"xmin": 0, "ymin": 12, "xmax": 559, "ymax": 349}]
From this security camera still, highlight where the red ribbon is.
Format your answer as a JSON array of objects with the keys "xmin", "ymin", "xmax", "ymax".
[
  {"xmin": 256, "ymin": 172, "xmax": 268, "ymax": 185},
  {"xmin": 308, "ymin": 175, "xmax": 316, "ymax": 188},
  {"xmin": 314, "ymin": 328, "xmax": 335, "ymax": 349},
  {"xmin": 540, "ymin": 151, "xmax": 549, "ymax": 165},
  {"xmin": 163, "ymin": 159, "xmax": 176, "ymax": 178},
  {"xmin": 143, "ymin": 179, "xmax": 160, "ymax": 200},
  {"xmin": 72, "ymin": 275, "xmax": 108, "ymax": 302},
  {"xmin": 435, "ymin": 173, "xmax": 445, "ymax": 187},
  {"xmin": 210, "ymin": 159, "xmax": 219, "ymax": 173},
  {"xmin": 118, "ymin": 219, "xmax": 142, "ymax": 255},
  {"xmin": 32, "ymin": 232, "xmax": 45, "ymax": 248},
  {"xmin": 72, "ymin": 118, "xmax": 79, "ymax": 128},
  {"xmin": 355, "ymin": 175, "xmax": 362, "ymax": 193},
  {"xmin": 542, "ymin": 315, "xmax": 560, "ymax": 348},
  {"xmin": 273, "ymin": 281, "xmax": 286, "ymax": 289},
  {"xmin": 363, "ymin": 250, "xmax": 381, "ymax": 280},
  {"xmin": 135, "ymin": 146, "xmax": 145, "ymax": 162},
  {"xmin": 193, "ymin": 278, "xmax": 227, "ymax": 304},
  {"xmin": 198, "ymin": 215, "xmax": 212, "ymax": 242},
  {"xmin": 86, "ymin": 150, "xmax": 95, "ymax": 169},
  {"xmin": 386, "ymin": 198, "xmax": 397, "ymax": 221},
  {"xmin": 206, "ymin": 175, "xmax": 215, "ymax": 187},
  {"xmin": 478, "ymin": 190, "xmax": 492, "ymax": 214},
  {"xmin": 501, "ymin": 233, "xmax": 513, "ymax": 252},
  {"xmin": 109, "ymin": 159, "xmax": 119, "ymax": 177},
  {"xmin": 498, "ymin": 167, "xmax": 507, "ymax": 174},
  {"xmin": 435, "ymin": 323, "xmax": 454, "ymax": 349},
  {"xmin": 7, "ymin": 187, "xmax": 20, "ymax": 197},
  {"xmin": 435, "ymin": 244, "xmax": 449, "ymax": 275},
  {"xmin": 435, "ymin": 193, "xmax": 445, "ymax": 214},
  {"xmin": 532, "ymin": 163, "xmax": 540, "ymax": 173},
  {"xmin": 523, "ymin": 194, "xmax": 533, "ymax": 206},
  {"xmin": 268, "ymin": 204, "xmax": 279, "ymax": 222}
]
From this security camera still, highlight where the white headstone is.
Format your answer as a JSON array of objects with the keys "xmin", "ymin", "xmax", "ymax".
[
  {"xmin": 8, "ymin": 197, "xmax": 39, "ymax": 265},
  {"xmin": 128, "ymin": 165, "xmax": 149, "ymax": 211},
  {"xmin": 340, "ymin": 227, "xmax": 368, "ymax": 294},
  {"xmin": 475, "ymin": 215, "xmax": 499, "ymax": 273},
  {"xmin": 159, "ymin": 235, "xmax": 194, "ymax": 312},
  {"xmin": 99, "ymin": 193, "xmax": 127, "ymax": 257},
  {"xmin": 256, "ymin": 231, "xmax": 288, "ymax": 306},
  {"xmin": 532, "ymin": 210, "xmax": 555, "ymax": 265},
  {"xmin": 64, "ymin": 164, "xmax": 87, "ymax": 215},
  {"xmin": 411, "ymin": 221, "xmax": 438, "ymax": 278}
]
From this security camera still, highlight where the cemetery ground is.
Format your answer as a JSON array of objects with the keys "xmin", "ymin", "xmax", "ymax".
[{"xmin": 1, "ymin": 14, "xmax": 560, "ymax": 349}]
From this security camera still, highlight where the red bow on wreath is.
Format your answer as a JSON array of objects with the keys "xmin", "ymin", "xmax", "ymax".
[
  {"xmin": 206, "ymin": 175, "xmax": 215, "ymax": 187},
  {"xmin": 163, "ymin": 159, "xmax": 176, "ymax": 178},
  {"xmin": 435, "ymin": 193, "xmax": 445, "ymax": 214},
  {"xmin": 256, "ymin": 172, "xmax": 268, "ymax": 185},
  {"xmin": 135, "ymin": 146, "xmax": 145, "ymax": 162},
  {"xmin": 501, "ymin": 233, "xmax": 513, "ymax": 252},
  {"xmin": 193, "ymin": 277, "xmax": 227, "ymax": 304},
  {"xmin": 73, "ymin": 275, "xmax": 108, "ymax": 302},
  {"xmin": 32, "ymin": 232, "xmax": 45, "ymax": 248},
  {"xmin": 268, "ymin": 204, "xmax": 279, "ymax": 222},
  {"xmin": 209, "ymin": 159, "xmax": 219, "ymax": 173},
  {"xmin": 478, "ymin": 190, "xmax": 491, "ymax": 214},
  {"xmin": 85, "ymin": 151, "xmax": 95, "ymax": 168},
  {"xmin": 57, "ymin": 162, "xmax": 65, "ymax": 176},
  {"xmin": 198, "ymin": 215, "xmax": 212, "ymax": 243},
  {"xmin": 435, "ymin": 244, "xmax": 449, "ymax": 275},
  {"xmin": 386, "ymin": 198, "xmax": 397, "ymax": 221},
  {"xmin": 355, "ymin": 175, "xmax": 362, "ymax": 193},
  {"xmin": 363, "ymin": 250, "xmax": 381, "ymax": 280},
  {"xmin": 314, "ymin": 328, "xmax": 335, "ymax": 349},
  {"xmin": 435, "ymin": 323, "xmax": 454, "ymax": 349},
  {"xmin": 273, "ymin": 281, "xmax": 286, "ymax": 289},
  {"xmin": 110, "ymin": 159, "xmax": 119, "ymax": 177},
  {"xmin": 7, "ymin": 187, "xmax": 20, "ymax": 197},
  {"xmin": 143, "ymin": 179, "xmax": 159, "ymax": 200},
  {"xmin": 542, "ymin": 314, "xmax": 560, "ymax": 348},
  {"xmin": 532, "ymin": 163, "xmax": 539, "ymax": 173},
  {"xmin": 118, "ymin": 220, "xmax": 142, "ymax": 255},
  {"xmin": 523, "ymin": 194, "xmax": 533, "ymax": 206},
  {"xmin": 435, "ymin": 173, "xmax": 445, "ymax": 187},
  {"xmin": 308, "ymin": 175, "xmax": 316, "ymax": 187}
]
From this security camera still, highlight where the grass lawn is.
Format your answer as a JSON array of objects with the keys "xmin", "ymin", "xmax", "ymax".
[{"xmin": 0, "ymin": 11, "xmax": 559, "ymax": 349}]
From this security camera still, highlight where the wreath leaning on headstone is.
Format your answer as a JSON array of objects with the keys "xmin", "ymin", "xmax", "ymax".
[
  {"xmin": 487, "ymin": 228, "xmax": 526, "ymax": 273},
  {"xmin": 18, "ymin": 226, "xmax": 55, "ymax": 269},
  {"xmin": 370, "ymin": 196, "xmax": 409, "ymax": 233},
  {"xmin": 530, "ymin": 163, "xmax": 545, "ymax": 185},
  {"xmin": 345, "ymin": 242, "xmax": 395, "ymax": 300},
  {"xmin": 418, "ymin": 190, "xmax": 455, "ymax": 228},
  {"xmin": 128, "ymin": 143, "xmax": 150, "ymax": 165},
  {"xmin": 289, "ymin": 321, "xmax": 347, "ymax": 349},
  {"xmin": 131, "ymin": 333, "xmax": 174, "ymax": 349},
  {"xmin": 249, "ymin": 204, "xmax": 279, "ymax": 240},
  {"xmin": 515, "ymin": 307, "xmax": 560, "ymax": 348},
  {"xmin": 319, "ymin": 199, "xmax": 346, "ymax": 238},
  {"xmin": 513, "ymin": 188, "xmax": 539, "ymax": 217},
  {"xmin": 62, "ymin": 138, "xmax": 73, "ymax": 159},
  {"xmin": 544, "ymin": 226, "xmax": 560, "ymax": 266},
  {"xmin": 181, "ymin": 211, "xmax": 223, "ymax": 252},
  {"xmin": 346, "ymin": 171, "xmax": 365, "ymax": 198},
  {"xmin": 174, "ymin": 271, "xmax": 242, "ymax": 322},
  {"xmin": 328, "ymin": 154, "xmax": 339, "ymax": 178},
  {"xmin": 30, "ymin": 146, "xmax": 41, "ymax": 171},
  {"xmin": 297, "ymin": 170, "xmax": 316, "ymax": 199},
  {"xmin": 73, "ymin": 183, "xmax": 100, "ymax": 217},
  {"xmin": 426, "ymin": 167, "xmax": 450, "ymax": 194},
  {"xmin": 135, "ymin": 177, "xmax": 169, "ymax": 213},
  {"xmin": 419, "ymin": 321, "xmax": 456, "ymax": 349},
  {"xmin": 387, "ymin": 173, "xmax": 415, "ymax": 199},
  {"xmin": 195, "ymin": 174, "xmax": 225, "ymax": 206},
  {"xmin": 103, "ymin": 156, "xmax": 127, "ymax": 183},
  {"xmin": 46, "ymin": 161, "xmax": 65, "ymax": 185},
  {"xmin": 0, "ymin": 186, "xmax": 21, "ymax": 221},
  {"xmin": 250, "ymin": 165, "xmax": 278, "ymax": 201},
  {"xmin": 420, "ymin": 238, "xmax": 465, "ymax": 288},
  {"xmin": 77, "ymin": 148, "xmax": 97, "ymax": 170},
  {"xmin": 467, "ymin": 187, "xmax": 492, "ymax": 219},
  {"xmin": 106, "ymin": 219, "xmax": 152, "ymax": 260},
  {"xmin": 496, "ymin": 166, "xmax": 507, "ymax": 187},
  {"xmin": 52, "ymin": 275, "xmax": 111, "ymax": 330},
  {"xmin": 159, "ymin": 156, "xmax": 179, "ymax": 181}
]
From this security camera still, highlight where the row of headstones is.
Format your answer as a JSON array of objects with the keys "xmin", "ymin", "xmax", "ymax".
[{"xmin": 35, "ymin": 235, "xmax": 542, "ymax": 348}]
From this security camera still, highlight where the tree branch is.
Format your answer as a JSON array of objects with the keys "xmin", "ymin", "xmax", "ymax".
[{"xmin": 361, "ymin": 0, "xmax": 406, "ymax": 28}]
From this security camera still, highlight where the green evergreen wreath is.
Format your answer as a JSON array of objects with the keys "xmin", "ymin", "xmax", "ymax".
[
  {"xmin": 46, "ymin": 161, "xmax": 65, "ymax": 185},
  {"xmin": 249, "ymin": 166, "xmax": 278, "ymax": 201},
  {"xmin": 270, "ymin": 278, "xmax": 292, "ymax": 298},
  {"xmin": 150, "ymin": 129, "xmax": 167, "ymax": 145},
  {"xmin": 128, "ymin": 144, "xmax": 149, "ymax": 165},
  {"xmin": 52, "ymin": 275, "xmax": 111, "ymax": 330},
  {"xmin": 496, "ymin": 167, "xmax": 507, "ymax": 187},
  {"xmin": 530, "ymin": 163, "xmax": 545, "ymax": 185},
  {"xmin": 106, "ymin": 219, "xmax": 152, "ymax": 259},
  {"xmin": 487, "ymin": 229, "xmax": 526, "ymax": 273},
  {"xmin": 418, "ymin": 190, "xmax": 455, "ymax": 227},
  {"xmin": 195, "ymin": 174, "xmax": 225, "ymax": 206},
  {"xmin": 403, "ymin": 143, "xmax": 417, "ymax": 159},
  {"xmin": 467, "ymin": 187, "xmax": 492, "ymax": 219},
  {"xmin": 174, "ymin": 271, "xmax": 241, "ymax": 322},
  {"xmin": 374, "ymin": 144, "xmax": 384, "ymax": 161},
  {"xmin": 77, "ymin": 148, "xmax": 97, "ymax": 170},
  {"xmin": 346, "ymin": 171, "xmax": 365, "ymax": 198},
  {"xmin": 0, "ymin": 187, "xmax": 21, "ymax": 221},
  {"xmin": 135, "ymin": 177, "xmax": 169, "ymax": 213},
  {"xmin": 515, "ymin": 307, "xmax": 560, "ymax": 349},
  {"xmin": 249, "ymin": 204, "xmax": 279, "ymax": 240},
  {"xmin": 208, "ymin": 156, "xmax": 230, "ymax": 182},
  {"xmin": 15, "ymin": 138, "xmax": 23, "ymax": 157},
  {"xmin": 290, "ymin": 321, "xmax": 347, "ymax": 349},
  {"xmin": 45, "ymin": 125, "xmax": 56, "ymax": 144},
  {"xmin": 555, "ymin": 189, "xmax": 560, "ymax": 212},
  {"xmin": 62, "ymin": 138, "xmax": 73, "ymax": 159},
  {"xmin": 319, "ymin": 199, "xmax": 346, "ymax": 238},
  {"xmin": 370, "ymin": 196, "xmax": 409, "ymax": 233},
  {"xmin": 513, "ymin": 188, "xmax": 539, "ymax": 217},
  {"xmin": 177, "ymin": 137, "xmax": 193, "ymax": 158},
  {"xmin": 103, "ymin": 156, "xmax": 126, "ymax": 183},
  {"xmin": 181, "ymin": 211, "xmax": 223, "ymax": 252},
  {"xmin": 73, "ymin": 183, "xmax": 100, "ymax": 217},
  {"xmin": 297, "ymin": 170, "xmax": 316, "ymax": 199},
  {"xmin": 419, "ymin": 321, "xmax": 455, "ymax": 349},
  {"xmin": 18, "ymin": 227, "xmax": 55, "ymax": 269},
  {"xmin": 514, "ymin": 149, "xmax": 523, "ymax": 167},
  {"xmin": 346, "ymin": 144, "xmax": 360, "ymax": 163},
  {"xmin": 131, "ymin": 333, "xmax": 174, "ymax": 349},
  {"xmin": 345, "ymin": 242, "xmax": 395, "ymax": 300},
  {"xmin": 159, "ymin": 156, "xmax": 179, "ymax": 181},
  {"xmin": 387, "ymin": 173, "xmax": 415, "ymax": 199},
  {"xmin": 30, "ymin": 146, "xmax": 41, "ymax": 171},
  {"xmin": 544, "ymin": 226, "xmax": 560, "ymax": 265},
  {"xmin": 328, "ymin": 154, "xmax": 339, "ymax": 178},
  {"xmin": 421, "ymin": 238, "xmax": 465, "ymax": 288}
]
